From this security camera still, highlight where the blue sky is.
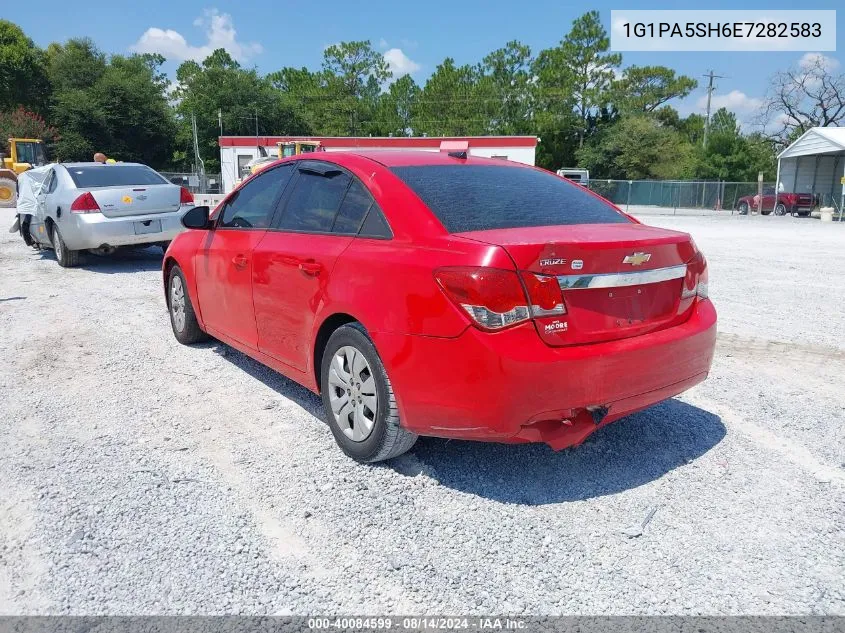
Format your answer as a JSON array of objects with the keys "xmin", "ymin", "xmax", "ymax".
[{"xmin": 5, "ymin": 0, "xmax": 842, "ymax": 128}]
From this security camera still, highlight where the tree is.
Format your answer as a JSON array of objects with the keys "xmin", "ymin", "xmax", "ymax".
[
  {"xmin": 478, "ymin": 41, "xmax": 535, "ymax": 135},
  {"xmin": 531, "ymin": 43, "xmax": 578, "ymax": 170},
  {"xmin": 612, "ymin": 66, "xmax": 697, "ymax": 113},
  {"xmin": 46, "ymin": 40, "xmax": 175, "ymax": 165},
  {"xmin": 416, "ymin": 58, "xmax": 486, "ymax": 136},
  {"xmin": 577, "ymin": 115, "xmax": 693, "ymax": 180},
  {"xmin": 175, "ymin": 49, "xmax": 306, "ymax": 172},
  {"xmin": 372, "ymin": 74, "xmax": 421, "ymax": 136},
  {"xmin": 560, "ymin": 11, "xmax": 621, "ymax": 148},
  {"xmin": 695, "ymin": 108, "xmax": 775, "ymax": 181},
  {"xmin": 0, "ymin": 20, "xmax": 50, "ymax": 114},
  {"xmin": 321, "ymin": 41, "xmax": 390, "ymax": 135},
  {"xmin": 759, "ymin": 54, "xmax": 845, "ymax": 144}
]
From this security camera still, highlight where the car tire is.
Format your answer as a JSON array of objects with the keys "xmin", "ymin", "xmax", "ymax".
[
  {"xmin": 737, "ymin": 202, "xmax": 749, "ymax": 215},
  {"xmin": 774, "ymin": 203, "xmax": 787, "ymax": 216},
  {"xmin": 168, "ymin": 265, "xmax": 209, "ymax": 345},
  {"xmin": 51, "ymin": 224, "xmax": 80, "ymax": 268},
  {"xmin": 761, "ymin": 208, "xmax": 771, "ymax": 216},
  {"xmin": 320, "ymin": 322, "xmax": 417, "ymax": 463}
]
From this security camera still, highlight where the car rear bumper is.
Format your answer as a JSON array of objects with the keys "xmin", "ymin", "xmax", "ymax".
[
  {"xmin": 59, "ymin": 208, "xmax": 189, "ymax": 250},
  {"xmin": 371, "ymin": 299, "xmax": 717, "ymax": 450}
]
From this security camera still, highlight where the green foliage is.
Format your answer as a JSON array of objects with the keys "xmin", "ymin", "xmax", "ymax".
[
  {"xmin": 0, "ymin": 14, "xmax": 779, "ymax": 180},
  {"xmin": 613, "ymin": 66, "xmax": 697, "ymax": 113},
  {"xmin": 0, "ymin": 20, "xmax": 50, "ymax": 114},
  {"xmin": 175, "ymin": 48, "xmax": 308, "ymax": 172},
  {"xmin": 46, "ymin": 40, "xmax": 175, "ymax": 164},
  {"xmin": 577, "ymin": 116, "xmax": 694, "ymax": 180},
  {"xmin": 559, "ymin": 10, "xmax": 621, "ymax": 147}
]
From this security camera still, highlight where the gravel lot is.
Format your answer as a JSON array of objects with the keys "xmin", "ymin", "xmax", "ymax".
[{"xmin": 0, "ymin": 209, "xmax": 843, "ymax": 615}]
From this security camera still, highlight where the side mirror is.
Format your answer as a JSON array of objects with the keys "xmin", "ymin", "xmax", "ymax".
[{"xmin": 182, "ymin": 206, "xmax": 211, "ymax": 230}]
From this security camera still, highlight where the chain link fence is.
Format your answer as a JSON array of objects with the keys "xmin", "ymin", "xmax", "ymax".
[
  {"xmin": 585, "ymin": 180, "xmax": 775, "ymax": 215},
  {"xmin": 159, "ymin": 172, "xmax": 223, "ymax": 195}
]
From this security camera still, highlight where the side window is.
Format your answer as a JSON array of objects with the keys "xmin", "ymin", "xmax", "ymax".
[
  {"xmin": 332, "ymin": 179, "xmax": 373, "ymax": 234},
  {"xmin": 47, "ymin": 170, "xmax": 58, "ymax": 193},
  {"xmin": 359, "ymin": 203, "xmax": 393, "ymax": 239},
  {"xmin": 279, "ymin": 168, "xmax": 350, "ymax": 232},
  {"xmin": 220, "ymin": 164, "xmax": 292, "ymax": 229}
]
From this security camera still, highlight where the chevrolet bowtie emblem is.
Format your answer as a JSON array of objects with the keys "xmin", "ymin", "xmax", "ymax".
[{"xmin": 623, "ymin": 252, "xmax": 651, "ymax": 266}]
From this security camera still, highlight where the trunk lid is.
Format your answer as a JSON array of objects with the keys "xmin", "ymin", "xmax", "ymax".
[
  {"xmin": 89, "ymin": 184, "xmax": 182, "ymax": 218},
  {"xmin": 456, "ymin": 223, "xmax": 699, "ymax": 346}
]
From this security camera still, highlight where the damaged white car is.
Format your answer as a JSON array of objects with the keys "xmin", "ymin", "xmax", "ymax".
[{"xmin": 10, "ymin": 163, "xmax": 196, "ymax": 267}]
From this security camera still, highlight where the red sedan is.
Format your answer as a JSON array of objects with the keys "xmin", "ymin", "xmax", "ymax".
[{"xmin": 163, "ymin": 151, "xmax": 716, "ymax": 462}]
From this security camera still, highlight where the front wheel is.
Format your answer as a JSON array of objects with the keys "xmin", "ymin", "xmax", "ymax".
[
  {"xmin": 774, "ymin": 203, "xmax": 787, "ymax": 216},
  {"xmin": 168, "ymin": 265, "xmax": 209, "ymax": 345},
  {"xmin": 737, "ymin": 202, "xmax": 749, "ymax": 215},
  {"xmin": 321, "ymin": 323, "xmax": 417, "ymax": 462}
]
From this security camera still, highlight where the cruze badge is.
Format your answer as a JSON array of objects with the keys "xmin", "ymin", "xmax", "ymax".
[
  {"xmin": 623, "ymin": 252, "xmax": 651, "ymax": 266},
  {"xmin": 539, "ymin": 258, "xmax": 567, "ymax": 267}
]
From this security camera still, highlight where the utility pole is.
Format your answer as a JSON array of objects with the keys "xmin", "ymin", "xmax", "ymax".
[
  {"xmin": 702, "ymin": 70, "xmax": 726, "ymax": 149},
  {"xmin": 191, "ymin": 112, "xmax": 206, "ymax": 193},
  {"xmin": 218, "ymin": 109, "xmax": 223, "ymax": 138}
]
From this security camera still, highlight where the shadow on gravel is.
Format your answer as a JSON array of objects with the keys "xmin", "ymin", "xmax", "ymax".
[
  {"xmin": 398, "ymin": 399, "xmax": 725, "ymax": 505},
  {"xmin": 208, "ymin": 341, "xmax": 325, "ymax": 418},
  {"xmin": 33, "ymin": 246, "xmax": 164, "ymax": 274},
  {"xmin": 203, "ymin": 341, "xmax": 725, "ymax": 506}
]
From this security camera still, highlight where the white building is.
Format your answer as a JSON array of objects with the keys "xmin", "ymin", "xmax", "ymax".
[
  {"xmin": 777, "ymin": 127, "xmax": 845, "ymax": 208},
  {"xmin": 218, "ymin": 135, "xmax": 538, "ymax": 194}
]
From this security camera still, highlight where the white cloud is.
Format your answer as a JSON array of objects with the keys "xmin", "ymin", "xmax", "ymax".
[
  {"xmin": 799, "ymin": 52, "xmax": 840, "ymax": 72},
  {"xmin": 696, "ymin": 90, "xmax": 763, "ymax": 114},
  {"xmin": 383, "ymin": 48, "xmax": 420, "ymax": 78},
  {"xmin": 131, "ymin": 9, "xmax": 262, "ymax": 63}
]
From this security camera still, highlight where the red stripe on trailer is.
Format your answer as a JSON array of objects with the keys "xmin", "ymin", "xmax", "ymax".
[{"xmin": 218, "ymin": 136, "xmax": 538, "ymax": 148}]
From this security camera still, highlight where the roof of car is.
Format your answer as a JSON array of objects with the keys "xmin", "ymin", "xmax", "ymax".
[
  {"xmin": 61, "ymin": 162, "xmax": 146, "ymax": 167},
  {"xmin": 318, "ymin": 150, "xmax": 531, "ymax": 168}
]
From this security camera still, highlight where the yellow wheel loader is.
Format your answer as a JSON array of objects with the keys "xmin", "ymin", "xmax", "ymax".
[{"xmin": 0, "ymin": 138, "xmax": 47, "ymax": 208}]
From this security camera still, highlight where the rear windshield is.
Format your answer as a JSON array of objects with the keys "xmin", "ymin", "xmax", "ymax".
[
  {"xmin": 66, "ymin": 165, "xmax": 168, "ymax": 188},
  {"xmin": 391, "ymin": 165, "xmax": 628, "ymax": 233}
]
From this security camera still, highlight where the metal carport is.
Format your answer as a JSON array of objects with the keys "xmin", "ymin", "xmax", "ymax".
[{"xmin": 777, "ymin": 127, "xmax": 845, "ymax": 216}]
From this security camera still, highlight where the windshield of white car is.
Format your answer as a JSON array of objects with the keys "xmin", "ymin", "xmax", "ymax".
[{"xmin": 66, "ymin": 165, "xmax": 168, "ymax": 188}]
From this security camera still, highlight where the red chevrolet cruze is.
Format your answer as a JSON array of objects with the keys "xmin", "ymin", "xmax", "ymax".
[{"xmin": 163, "ymin": 151, "xmax": 716, "ymax": 462}]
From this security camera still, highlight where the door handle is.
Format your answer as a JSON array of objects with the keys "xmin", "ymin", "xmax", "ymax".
[
  {"xmin": 232, "ymin": 255, "xmax": 248, "ymax": 269},
  {"xmin": 298, "ymin": 261, "xmax": 322, "ymax": 276}
]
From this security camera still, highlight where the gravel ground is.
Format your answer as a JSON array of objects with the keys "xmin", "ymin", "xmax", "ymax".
[{"xmin": 0, "ymin": 209, "xmax": 843, "ymax": 615}]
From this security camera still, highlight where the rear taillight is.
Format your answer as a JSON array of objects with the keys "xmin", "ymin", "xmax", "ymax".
[
  {"xmin": 682, "ymin": 252, "xmax": 709, "ymax": 300},
  {"xmin": 180, "ymin": 187, "xmax": 194, "ymax": 204},
  {"xmin": 435, "ymin": 267, "xmax": 530, "ymax": 330},
  {"xmin": 70, "ymin": 192, "xmax": 101, "ymax": 213},
  {"xmin": 520, "ymin": 272, "xmax": 567, "ymax": 317}
]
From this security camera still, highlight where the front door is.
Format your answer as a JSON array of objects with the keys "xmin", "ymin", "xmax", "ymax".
[
  {"xmin": 195, "ymin": 164, "xmax": 293, "ymax": 348},
  {"xmin": 253, "ymin": 163, "xmax": 376, "ymax": 371}
]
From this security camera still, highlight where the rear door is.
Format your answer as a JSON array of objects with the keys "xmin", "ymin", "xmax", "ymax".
[
  {"xmin": 64, "ymin": 164, "xmax": 181, "ymax": 217},
  {"xmin": 253, "ymin": 161, "xmax": 375, "ymax": 371},
  {"xmin": 194, "ymin": 164, "xmax": 293, "ymax": 348}
]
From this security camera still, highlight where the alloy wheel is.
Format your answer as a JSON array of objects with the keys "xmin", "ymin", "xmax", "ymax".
[{"xmin": 170, "ymin": 275, "xmax": 186, "ymax": 332}]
